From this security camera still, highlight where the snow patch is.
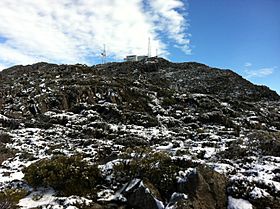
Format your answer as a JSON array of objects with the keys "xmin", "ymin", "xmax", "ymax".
[
  {"xmin": 18, "ymin": 188, "xmax": 56, "ymax": 209},
  {"xmin": 228, "ymin": 196, "xmax": 252, "ymax": 209},
  {"xmin": 249, "ymin": 187, "xmax": 270, "ymax": 199}
]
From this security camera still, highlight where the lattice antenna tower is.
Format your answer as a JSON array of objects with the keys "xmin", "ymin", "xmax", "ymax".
[{"xmin": 101, "ymin": 44, "xmax": 107, "ymax": 64}]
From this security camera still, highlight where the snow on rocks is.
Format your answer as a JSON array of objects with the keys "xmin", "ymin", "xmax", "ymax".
[
  {"xmin": 228, "ymin": 196, "xmax": 253, "ymax": 209},
  {"xmin": 0, "ymin": 60, "xmax": 280, "ymax": 208},
  {"xmin": 176, "ymin": 168, "xmax": 197, "ymax": 183},
  {"xmin": 0, "ymin": 114, "xmax": 9, "ymax": 121},
  {"xmin": 249, "ymin": 187, "xmax": 270, "ymax": 199}
]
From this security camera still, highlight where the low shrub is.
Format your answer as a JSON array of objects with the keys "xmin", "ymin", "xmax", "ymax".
[
  {"xmin": 0, "ymin": 189, "xmax": 28, "ymax": 209},
  {"xmin": 23, "ymin": 155, "xmax": 102, "ymax": 197},
  {"xmin": 114, "ymin": 147, "xmax": 182, "ymax": 199},
  {"xmin": 125, "ymin": 113, "xmax": 159, "ymax": 128},
  {"xmin": 0, "ymin": 133, "xmax": 12, "ymax": 144},
  {"xmin": 248, "ymin": 131, "xmax": 280, "ymax": 157},
  {"xmin": 114, "ymin": 136, "xmax": 149, "ymax": 147},
  {"xmin": 19, "ymin": 151, "xmax": 37, "ymax": 161},
  {"xmin": 162, "ymin": 97, "xmax": 177, "ymax": 107},
  {"xmin": 218, "ymin": 139, "xmax": 251, "ymax": 160},
  {"xmin": 0, "ymin": 143, "xmax": 16, "ymax": 164},
  {"xmin": 0, "ymin": 119, "xmax": 20, "ymax": 129}
]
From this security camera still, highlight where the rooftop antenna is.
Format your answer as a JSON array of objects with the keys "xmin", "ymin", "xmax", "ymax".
[
  {"xmin": 101, "ymin": 44, "xmax": 106, "ymax": 64},
  {"xmin": 148, "ymin": 37, "xmax": 151, "ymax": 58}
]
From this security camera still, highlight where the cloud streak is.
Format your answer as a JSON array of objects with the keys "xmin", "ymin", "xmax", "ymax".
[
  {"xmin": 0, "ymin": 0, "xmax": 190, "ymax": 68},
  {"xmin": 244, "ymin": 63, "xmax": 276, "ymax": 78},
  {"xmin": 244, "ymin": 62, "xmax": 252, "ymax": 67}
]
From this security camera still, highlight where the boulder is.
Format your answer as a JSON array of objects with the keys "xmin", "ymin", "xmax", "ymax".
[
  {"xmin": 121, "ymin": 178, "xmax": 163, "ymax": 209},
  {"xmin": 175, "ymin": 165, "xmax": 227, "ymax": 209}
]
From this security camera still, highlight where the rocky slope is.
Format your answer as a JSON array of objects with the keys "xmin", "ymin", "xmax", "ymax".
[{"xmin": 0, "ymin": 58, "xmax": 279, "ymax": 209}]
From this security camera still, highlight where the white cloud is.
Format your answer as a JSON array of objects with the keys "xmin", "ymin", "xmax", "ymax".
[
  {"xmin": 0, "ymin": 0, "xmax": 190, "ymax": 67},
  {"xmin": 148, "ymin": 0, "xmax": 191, "ymax": 54},
  {"xmin": 0, "ymin": 64, "xmax": 7, "ymax": 71},
  {"xmin": 244, "ymin": 62, "xmax": 252, "ymax": 67},
  {"xmin": 245, "ymin": 67, "xmax": 276, "ymax": 78},
  {"xmin": 244, "ymin": 62, "xmax": 276, "ymax": 78}
]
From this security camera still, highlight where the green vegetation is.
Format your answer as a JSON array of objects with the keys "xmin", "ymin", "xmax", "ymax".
[
  {"xmin": 0, "ymin": 144, "xmax": 15, "ymax": 164},
  {"xmin": 248, "ymin": 131, "xmax": 280, "ymax": 157},
  {"xmin": 0, "ymin": 132, "xmax": 16, "ymax": 164},
  {"xmin": 0, "ymin": 133, "xmax": 12, "ymax": 144},
  {"xmin": 0, "ymin": 189, "xmax": 28, "ymax": 209},
  {"xmin": 114, "ymin": 147, "xmax": 182, "ymax": 199},
  {"xmin": 218, "ymin": 139, "xmax": 250, "ymax": 160},
  {"xmin": 162, "ymin": 97, "xmax": 177, "ymax": 107},
  {"xmin": 23, "ymin": 155, "xmax": 102, "ymax": 197}
]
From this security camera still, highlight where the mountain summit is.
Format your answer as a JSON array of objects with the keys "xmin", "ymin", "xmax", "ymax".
[{"xmin": 0, "ymin": 58, "xmax": 279, "ymax": 209}]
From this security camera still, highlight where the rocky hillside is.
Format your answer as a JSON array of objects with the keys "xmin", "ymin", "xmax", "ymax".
[{"xmin": 0, "ymin": 58, "xmax": 279, "ymax": 209}]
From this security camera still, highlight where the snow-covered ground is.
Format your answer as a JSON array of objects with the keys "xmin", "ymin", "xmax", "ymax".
[
  {"xmin": 0, "ymin": 102, "xmax": 279, "ymax": 208},
  {"xmin": 0, "ymin": 61, "xmax": 279, "ymax": 208}
]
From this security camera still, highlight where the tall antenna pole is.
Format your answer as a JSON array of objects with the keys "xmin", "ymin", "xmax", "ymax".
[
  {"xmin": 101, "ymin": 44, "xmax": 106, "ymax": 64},
  {"xmin": 148, "ymin": 37, "xmax": 151, "ymax": 58}
]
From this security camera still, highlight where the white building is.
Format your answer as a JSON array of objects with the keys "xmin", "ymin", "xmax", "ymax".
[{"xmin": 124, "ymin": 55, "xmax": 148, "ymax": 62}]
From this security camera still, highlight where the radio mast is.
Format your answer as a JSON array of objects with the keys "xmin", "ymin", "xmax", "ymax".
[
  {"xmin": 101, "ymin": 44, "xmax": 107, "ymax": 64},
  {"xmin": 148, "ymin": 37, "xmax": 151, "ymax": 58}
]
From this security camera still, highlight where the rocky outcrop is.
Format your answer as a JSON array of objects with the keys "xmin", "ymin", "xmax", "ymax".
[
  {"xmin": 96, "ymin": 58, "xmax": 280, "ymax": 101},
  {"xmin": 173, "ymin": 165, "xmax": 227, "ymax": 209},
  {"xmin": 0, "ymin": 59, "xmax": 279, "ymax": 119},
  {"xmin": 121, "ymin": 178, "xmax": 163, "ymax": 209},
  {"xmin": 116, "ymin": 165, "xmax": 228, "ymax": 209},
  {"xmin": 0, "ymin": 58, "xmax": 279, "ymax": 209}
]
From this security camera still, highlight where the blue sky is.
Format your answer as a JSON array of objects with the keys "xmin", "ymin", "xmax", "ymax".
[
  {"xmin": 171, "ymin": 0, "xmax": 280, "ymax": 94},
  {"xmin": 0, "ymin": 0, "xmax": 279, "ymax": 94}
]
